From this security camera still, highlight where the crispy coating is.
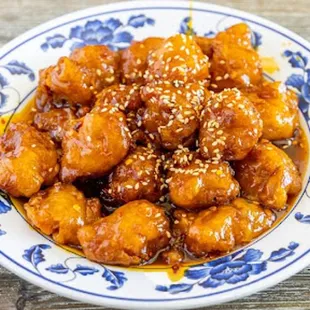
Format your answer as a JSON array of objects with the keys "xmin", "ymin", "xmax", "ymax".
[
  {"xmin": 106, "ymin": 146, "xmax": 163, "ymax": 203},
  {"xmin": 36, "ymin": 45, "xmax": 119, "ymax": 111},
  {"xmin": 78, "ymin": 200, "xmax": 170, "ymax": 266},
  {"xmin": 0, "ymin": 123, "xmax": 59, "ymax": 197},
  {"xmin": 95, "ymin": 84, "xmax": 142, "ymax": 113},
  {"xmin": 24, "ymin": 183, "xmax": 101, "ymax": 245},
  {"xmin": 70, "ymin": 45, "xmax": 119, "ymax": 87},
  {"xmin": 210, "ymin": 23, "xmax": 262, "ymax": 91},
  {"xmin": 60, "ymin": 106, "xmax": 131, "ymax": 183},
  {"xmin": 146, "ymin": 34, "xmax": 209, "ymax": 85},
  {"xmin": 173, "ymin": 198, "xmax": 275, "ymax": 256},
  {"xmin": 168, "ymin": 158, "xmax": 240, "ymax": 209},
  {"xmin": 36, "ymin": 57, "xmax": 93, "ymax": 111},
  {"xmin": 234, "ymin": 140, "xmax": 302, "ymax": 210},
  {"xmin": 120, "ymin": 37, "xmax": 164, "ymax": 84},
  {"xmin": 246, "ymin": 81, "xmax": 299, "ymax": 140},
  {"xmin": 33, "ymin": 108, "xmax": 76, "ymax": 142},
  {"xmin": 199, "ymin": 88, "xmax": 263, "ymax": 161},
  {"xmin": 195, "ymin": 36, "xmax": 213, "ymax": 58},
  {"xmin": 232, "ymin": 198, "xmax": 275, "ymax": 243},
  {"xmin": 141, "ymin": 81, "xmax": 209, "ymax": 150}
]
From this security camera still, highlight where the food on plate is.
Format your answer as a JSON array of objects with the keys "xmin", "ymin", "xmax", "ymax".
[
  {"xmin": 0, "ymin": 23, "xmax": 305, "ymax": 268},
  {"xmin": 0, "ymin": 123, "xmax": 58, "ymax": 197},
  {"xmin": 234, "ymin": 139, "xmax": 302, "ymax": 210},
  {"xmin": 78, "ymin": 200, "xmax": 170, "ymax": 265},
  {"xmin": 25, "ymin": 183, "xmax": 101, "ymax": 245}
]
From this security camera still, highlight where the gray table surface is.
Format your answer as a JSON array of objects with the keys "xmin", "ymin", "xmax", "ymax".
[{"xmin": 1, "ymin": 0, "xmax": 310, "ymax": 309}]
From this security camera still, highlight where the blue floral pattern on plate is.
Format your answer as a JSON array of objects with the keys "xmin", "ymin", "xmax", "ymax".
[
  {"xmin": 23, "ymin": 244, "xmax": 127, "ymax": 290},
  {"xmin": 0, "ymin": 61, "xmax": 35, "ymax": 114},
  {"xmin": 41, "ymin": 15, "xmax": 155, "ymax": 52},
  {"xmin": 284, "ymin": 50, "xmax": 310, "ymax": 123},
  {"xmin": 156, "ymin": 242, "xmax": 299, "ymax": 294}
]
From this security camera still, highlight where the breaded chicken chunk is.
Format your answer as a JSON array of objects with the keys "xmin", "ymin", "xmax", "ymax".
[
  {"xmin": 173, "ymin": 198, "xmax": 275, "ymax": 256},
  {"xmin": 60, "ymin": 105, "xmax": 131, "ymax": 183},
  {"xmin": 95, "ymin": 83, "xmax": 142, "ymax": 113},
  {"xmin": 141, "ymin": 82, "xmax": 204, "ymax": 150},
  {"xmin": 195, "ymin": 36, "xmax": 213, "ymax": 58},
  {"xmin": 234, "ymin": 140, "xmax": 302, "ymax": 210},
  {"xmin": 210, "ymin": 23, "xmax": 262, "ymax": 90},
  {"xmin": 25, "ymin": 183, "xmax": 101, "ymax": 245},
  {"xmin": 120, "ymin": 37, "xmax": 164, "ymax": 84},
  {"xmin": 36, "ymin": 45, "xmax": 119, "ymax": 111},
  {"xmin": 0, "ymin": 123, "xmax": 58, "ymax": 197},
  {"xmin": 199, "ymin": 88, "xmax": 263, "ymax": 161},
  {"xmin": 105, "ymin": 146, "xmax": 163, "ymax": 204},
  {"xmin": 78, "ymin": 200, "xmax": 170, "ymax": 266},
  {"xmin": 246, "ymin": 81, "xmax": 299, "ymax": 140},
  {"xmin": 145, "ymin": 34, "xmax": 209, "ymax": 85},
  {"xmin": 168, "ymin": 158, "xmax": 240, "ymax": 209},
  {"xmin": 33, "ymin": 108, "xmax": 76, "ymax": 142}
]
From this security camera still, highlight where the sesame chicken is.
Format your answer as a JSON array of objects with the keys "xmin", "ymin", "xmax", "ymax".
[
  {"xmin": 245, "ymin": 81, "xmax": 299, "ymax": 140},
  {"xmin": 103, "ymin": 146, "xmax": 163, "ymax": 204},
  {"xmin": 146, "ymin": 34, "xmax": 210, "ymax": 85},
  {"xmin": 234, "ymin": 140, "xmax": 302, "ymax": 210},
  {"xmin": 60, "ymin": 105, "xmax": 131, "ymax": 183},
  {"xmin": 36, "ymin": 45, "xmax": 119, "ymax": 111},
  {"xmin": 0, "ymin": 123, "xmax": 59, "ymax": 197},
  {"xmin": 173, "ymin": 198, "xmax": 275, "ymax": 256},
  {"xmin": 210, "ymin": 23, "xmax": 262, "ymax": 91},
  {"xmin": 199, "ymin": 88, "xmax": 263, "ymax": 161},
  {"xmin": 33, "ymin": 108, "xmax": 76, "ymax": 142},
  {"xmin": 78, "ymin": 200, "xmax": 170, "ymax": 266},
  {"xmin": 141, "ymin": 81, "xmax": 207, "ymax": 150},
  {"xmin": 25, "ymin": 183, "xmax": 101, "ymax": 245},
  {"xmin": 120, "ymin": 37, "xmax": 164, "ymax": 84},
  {"xmin": 168, "ymin": 155, "xmax": 240, "ymax": 209}
]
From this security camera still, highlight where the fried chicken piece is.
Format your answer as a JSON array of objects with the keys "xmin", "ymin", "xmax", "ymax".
[
  {"xmin": 234, "ymin": 140, "xmax": 302, "ymax": 210},
  {"xmin": 36, "ymin": 45, "xmax": 119, "ymax": 111},
  {"xmin": 60, "ymin": 105, "xmax": 131, "ymax": 183},
  {"xmin": 173, "ymin": 198, "xmax": 275, "ymax": 256},
  {"xmin": 120, "ymin": 37, "xmax": 164, "ymax": 84},
  {"xmin": 70, "ymin": 45, "xmax": 119, "ymax": 88},
  {"xmin": 246, "ymin": 81, "xmax": 299, "ymax": 140},
  {"xmin": 0, "ymin": 123, "xmax": 58, "ymax": 197},
  {"xmin": 199, "ymin": 88, "xmax": 263, "ymax": 161},
  {"xmin": 141, "ymin": 81, "xmax": 208, "ymax": 150},
  {"xmin": 195, "ymin": 36, "xmax": 213, "ymax": 58},
  {"xmin": 210, "ymin": 23, "xmax": 262, "ymax": 91},
  {"xmin": 105, "ymin": 146, "xmax": 163, "ymax": 204},
  {"xmin": 78, "ymin": 200, "xmax": 170, "ymax": 266},
  {"xmin": 232, "ymin": 198, "xmax": 275, "ymax": 243},
  {"xmin": 146, "ymin": 34, "xmax": 209, "ymax": 85},
  {"xmin": 33, "ymin": 108, "xmax": 76, "ymax": 142},
  {"xmin": 168, "ymin": 158, "xmax": 240, "ymax": 209},
  {"xmin": 95, "ymin": 83, "xmax": 142, "ymax": 113},
  {"xmin": 24, "ymin": 183, "xmax": 101, "ymax": 245}
]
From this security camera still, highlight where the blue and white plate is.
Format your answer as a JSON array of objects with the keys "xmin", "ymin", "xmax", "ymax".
[{"xmin": 0, "ymin": 1, "xmax": 310, "ymax": 309}]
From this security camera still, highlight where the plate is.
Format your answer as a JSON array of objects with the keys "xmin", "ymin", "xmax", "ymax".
[{"xmin": 0, "ymin": 1, "xmax": 310, "ymax": 309}]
